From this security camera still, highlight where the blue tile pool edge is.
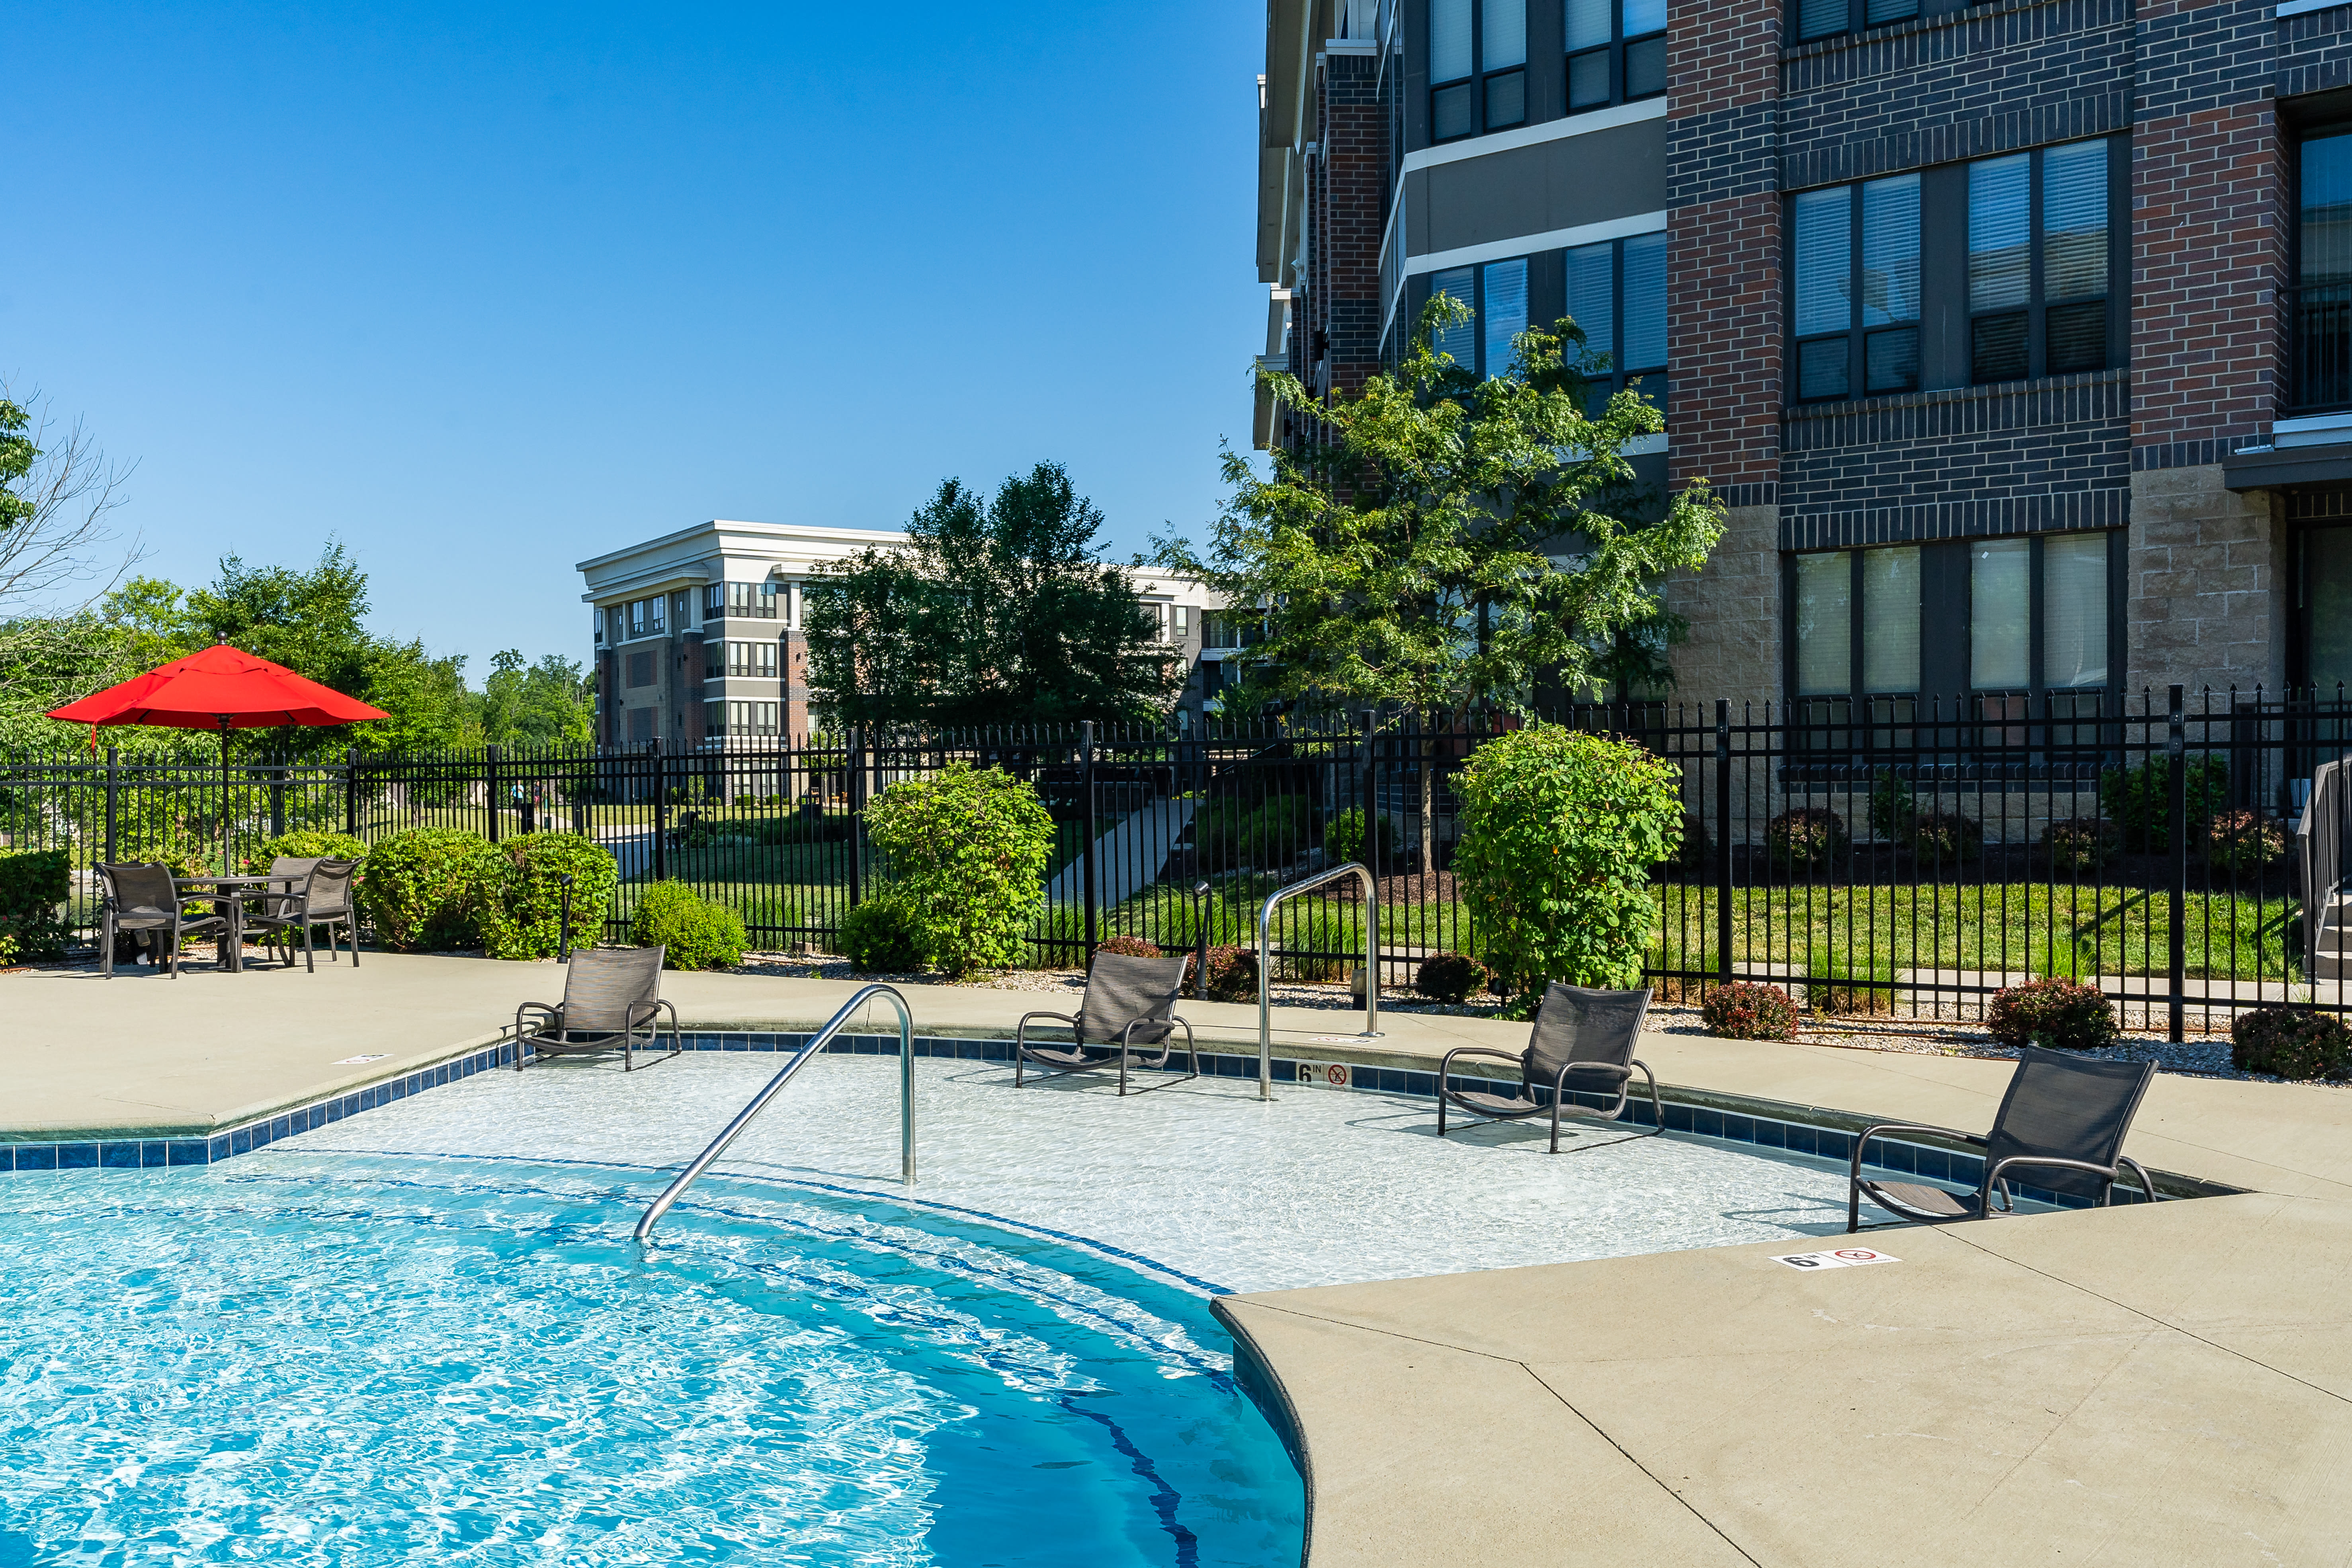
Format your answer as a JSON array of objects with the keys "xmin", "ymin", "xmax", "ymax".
[{"xmin": 0, "ymin": 1029, "xmax": 2192, "ymax": 1207}]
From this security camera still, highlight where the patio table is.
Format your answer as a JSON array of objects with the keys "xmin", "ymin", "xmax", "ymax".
[{"xmin": 171, "ymin": 873, "xmax": 309, "ymax": 974}]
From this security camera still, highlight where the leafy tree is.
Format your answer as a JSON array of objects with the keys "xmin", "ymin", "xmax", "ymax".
[
  {"xmin": 1158, "ymin": 299, "xmax": 1725, "ymax": 871},
  {"xmin": 477, "ymin": 650, "xmax": 596, "ymax": 748},
  {"xmin": 864, "ymin": 762, "xmax": 1056, "ymax": 977},
  {"xmin": 805, "ymin": 461, "xmax": 1180, "ymax": 727}
]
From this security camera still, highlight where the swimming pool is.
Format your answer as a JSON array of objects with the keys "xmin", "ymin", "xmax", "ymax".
[{"xmin": 0, "ymin": 1053, "xmax": 1893, "ymax": 1565}]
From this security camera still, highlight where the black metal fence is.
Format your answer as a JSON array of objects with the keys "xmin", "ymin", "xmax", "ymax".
[{"xmin": 3, "ymin": 688, "xmax": 2346, "ymax": 1037}]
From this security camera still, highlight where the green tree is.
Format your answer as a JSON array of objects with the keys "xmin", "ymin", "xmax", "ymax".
[
  {"xmin": 1159, "ymin": 299, "xmax": 1725, "ymax": 870},
  {"xmin": 477, "ymin": 650, "xmax": 596, "ymax": 748},
  {"xmin": 805, "ymin": 461, "xmax": 1180, "ymax": 727},
  {"xmin": 864, "ymin": 762, "xmax": 1056, "ymax": 976}
]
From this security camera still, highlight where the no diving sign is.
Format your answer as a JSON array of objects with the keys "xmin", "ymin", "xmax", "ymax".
[
  {"xmin": 1774, "ymin": 1248, "xmax": 1899, "ymax": 1271},
  {"xmin": 1294, "ymin": 1060, "xmax": 1353, "ymax": 1089}
]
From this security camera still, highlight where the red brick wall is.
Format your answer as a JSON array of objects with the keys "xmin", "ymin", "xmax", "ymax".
[
  {"xmin": 1312, "ymin": 50, "xmax": 1388, "ymax": 404},
  {"xmin": 2131, "ymin": 101, "xmax": 2284, "ymax": 455},
  {"xmin": 1668, "ymin": 192, "xmax": 1782, "ymax": 498}
]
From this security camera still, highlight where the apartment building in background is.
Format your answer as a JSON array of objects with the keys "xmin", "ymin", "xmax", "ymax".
[
  {"xmin": 577, "ymin": 522, "xmax": 1225, "ymax": 744},
  {"xmin": 1259, "ymin": 0, "xmax": 2352, "ymax": 717}
]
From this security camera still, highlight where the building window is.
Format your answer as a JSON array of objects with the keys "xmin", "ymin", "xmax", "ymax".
[
  {"xmin": 724, "ymin": 640, "xmax": 778, "ymax": 678},
  {"xmin": 1565, "ymin": 0, "xmax": 1665, "ymax": 113},
  {"xmin": 646, "ymin": 596, "xmax": 666, "ymax": 635},
  {"xmin": 2291, "ymin": 127, "xmax": 2352, "ymax": 415},
  {"xmin": 1202, "ymin": 613, "xmax": 1262, "ymax": 650},
  {"xmin": 1565, "ymin": 232, "xmax": 1668, "ymax": 412},
  {"xmin": 715, "ymin": 582, "xmax": 780, "ymax": 621},
  {"xmin": 1431, "ymin": 0, "xmax": 1527, "ymax": 143},
  {"xmin": 1171, "ymin": 604, "xmax": 1190, "ymax": 640},
  {"xmin": 627, "ymin": 600, "xmax": 646, "ymax": 637},
  {"xmin": 1796, "ymin": 0, "xmax": 1918, "ymax": 44},
  {"xmin": 1793, "ymin": 174, "xmax": 1920, "ymax": 401},
  {"xmin": 718, "ymin": 700, "xmax": 780, "ymax": 738},
  {"xmin": 1427, "ymin": 257, "xmax": 1532, "ymax": 380},
  {"xmin": 1969, "ymin": 139, "xmax": 2110, "ymax": 385},
  {"xmin": 2301, "ymin": 525, "xmax": 2352, "ymax": 693}
]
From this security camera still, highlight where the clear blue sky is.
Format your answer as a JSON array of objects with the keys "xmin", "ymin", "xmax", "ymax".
[{"xmin": 8, "ymin": 2, "xmax": 1265, "ymax": 676}]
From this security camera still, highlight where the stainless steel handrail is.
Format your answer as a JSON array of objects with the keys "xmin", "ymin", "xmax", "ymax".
[
  {"xmin": 1256, "ymin": 861, "xmax": 1381, "ymax": 1100},
  {"xmin": 635, "ymin": 984, "xmax": 914, "ymax": 1241}
]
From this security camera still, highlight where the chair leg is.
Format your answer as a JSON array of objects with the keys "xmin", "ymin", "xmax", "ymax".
[
  {"xmin": 102, "ymin": 914, "xmax": 114, "ymax": 978},
  {"xmin": 304, "ymin": 922, "xmax": 316, "ymax": 974}
]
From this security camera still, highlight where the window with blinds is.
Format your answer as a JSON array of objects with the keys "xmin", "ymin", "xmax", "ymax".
[
  {"xmin": 1793, "ymin": 174, "xmax": 1919, "ymax": 401},
  {"xmin": 1560, "ymin": 234, "xmax": 1667, "ymax": 414},
  {"xmin": 1969, "ymin": 540, "xmax": 2031, "ymax": 690},
  {"xmin": 1971, "ymin": 141, "xmax": 2110, "ymax": 384},
  {"xmin": 1431, "ymin": 0, "xmax": 1526, "ymax": 140},
  {"xmin": 1430, "ymin": 266, "xmax": 1477, "ymax": 369},
  {"xmin": 1567, "ymin": 0, "xmax": 1665, "ymax": 112},
  {"xmin": 2042, "ymin": 534, "xmax": 2109, "ymax": 689},
  {"xmin": 1482, "ymin": 258, "xmax": 1528, "ymax": 380},
  {"xmin": 1798, "ymin": 0, "xmax": 1919, "ymax": 43}
]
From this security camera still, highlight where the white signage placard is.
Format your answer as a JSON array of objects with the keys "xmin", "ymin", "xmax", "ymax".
[
  {"xmin": 1773, "ymin": 1248, "xmax": 1899, "ymax": 1271},
  {"xmin": 1293, "ymin": 1060, "xmax": 1353, "ymax": 1089}
]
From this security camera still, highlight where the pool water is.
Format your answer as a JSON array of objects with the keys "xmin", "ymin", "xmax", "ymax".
[{"xmin": 0, "ymin": 1156, "xmax": 1303, "ymax": 1567}]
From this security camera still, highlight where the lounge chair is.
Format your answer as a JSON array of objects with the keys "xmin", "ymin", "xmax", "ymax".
[
  {"xmin": 513, "ymin": 945, "xmax": 680, "ymax": 1072},
  {"xmin": 1847, "ymin": 1046, "xmax": 2157, "ymax": 1230},
  {"xmin": 1015, "ymin": 950, "xmax": 1197, "ymax": 1095},
  {"xmin": 1436, "ymin": 982, "xmax": 1661, "ymax": 1152},
  {"xmin": 245, "ymin": 857, "xmax": 360, "ymax": 972},
  {"xmin": 96, "ymin": 861, "xmax": 228, "ymax": 978}
]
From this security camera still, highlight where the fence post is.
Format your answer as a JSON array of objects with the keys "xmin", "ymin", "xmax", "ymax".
[
  {"xmin": 847, "ymin": 727, "xmax": 865, "ymax": 908},
  {"xmin": 1716, "ymin": 699, "xmax": 1734, "ymax": 990},
  {"xmin": 485, "ymin": 745, "xmax": 502, "ymax": 845},
  {"xmin": 344, "ymin": 748, "xmax": 359, "ymax": 836},
  {"xmin": 650, "ymin": 739, "xmax": 667, "ymax": 883},
  {"xmin": 2168, "ymin": 685, "xmax": 2187, "ymax": 1044},
  {"xmin": 104, "ymin": 746, "xmax": 119, "ymax": 865},
  {"xmin": 1081, "ymin": 719, "xmax": 1099, "ymax": 961}
]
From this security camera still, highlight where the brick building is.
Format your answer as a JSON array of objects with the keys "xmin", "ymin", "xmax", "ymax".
[
  {"xmin": 577, "ymin": 521, "xmax": 1227, "ymax": 744},
  {"xmin": 1256, "ymin": 0, "xmax": 2352, "ymax": 711}
]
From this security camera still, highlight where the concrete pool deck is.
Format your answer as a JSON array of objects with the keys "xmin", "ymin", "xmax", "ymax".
[{"xmin": 8, "ymin": 953, "xmax": 2352, "ymax": 1562}]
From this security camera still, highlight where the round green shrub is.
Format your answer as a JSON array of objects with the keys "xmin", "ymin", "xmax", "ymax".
[
  {"xmin": 2202, "ymin": 808, "xmax": 2287, "ymax": 875},
  {"xmin": 629, "ymin": 880, "xmax": 745, "ymax": 970},
  {"xmin": 241, "ymin": 830, "xmax": 368, "ymax": 876},
  {"xmin": 481, "ymin": 833, "xmax": 619, "ymax": 960},
  {"xmin": 1414, "ymin": 952, "xmax": 1490, "ymax": 1005},
  {"xmin": 1701, "ymin": 981, "xmax": 1799, "ymax": 1041},
  {"xmin": 864, "ymin": 762, "xmax": 1056, "ymax": 978},
  {"xmin": 1453, "ymin": 724, "xmax": 1682, "ymax": 994},
  {"xmin": 839, "ymin": 897, "xmax": 925, "ymax": 972},
  {"xmin": 1905, "ymin": 809, "xmax": 1983, "ymax": 862},
  {"xmin": 0, "ymin": 848, "xmax": 73, "ymax": 963},
  {"xmin": 1987, "ymin": 976, "xmax": 2118, "ymax": 1051},
  {"xmin": 1200, "ymin": 943, "xmax": 1260, "ymax": 1003},
  {"xmin": 2230, "ymin": 1007, "xmax": 2352, "ymax": 1080},
  {"xmin": 354, "ymin": 828, "xmax": 501, "ymax": 952},
  {"xmin": 1766, "ymin": 807, "xmax": 1848, "ymax": 873},
  {"xmin": 2043, "ymin": 817, "xmax": 2119, "ymax": 873},
  {"xmin": 1323, "ymin": 807, "xmax": 1399, "ymax": 870},
  {"xmin": 1096, "ymin": 934, "xmax": 1161, "ymax": 959}
]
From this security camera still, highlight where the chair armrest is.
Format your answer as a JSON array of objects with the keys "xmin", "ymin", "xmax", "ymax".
[
  {"xmin": 514, "ymin": 1001, "xmax": 561, "ymax": 1037},
  {"xmin": 1438, "ymin": 1044, "xmax": 1524, "ymax": 1084},
  {"xmin": 1551, "ymin": 1058, "xmax": 1633, "ymax": 1092},
  {"xmin": 1850, "ymin": 1123, "xmax": 1988, "ymax": 1181},
  {"xmin": 1016, "ymin": 1010, "xmax": 1078, "ymax": 1035},
  {"xmin": 1982, "ymin": 1154, "xmax": 2122, "ymax": 1201}
]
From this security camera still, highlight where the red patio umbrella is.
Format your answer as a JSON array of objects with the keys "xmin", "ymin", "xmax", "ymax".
[{"xmin": 48, "ymin": 642, "xmax": 389, "ymax": 871}]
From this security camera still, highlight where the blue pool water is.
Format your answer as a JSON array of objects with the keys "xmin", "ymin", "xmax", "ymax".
[{"xmin": 0, "ymin": 1154, "xmax": 1304, "ymax": 1566}]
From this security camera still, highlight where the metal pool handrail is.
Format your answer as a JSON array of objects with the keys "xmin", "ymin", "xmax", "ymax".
[
  {"xmin": 1256, "ymin": 861, "xmax": 1381, "ymax": 1101},
  {"xmin": 635, "ymin": 984, "xmax": 915, "ymax": 1241}
]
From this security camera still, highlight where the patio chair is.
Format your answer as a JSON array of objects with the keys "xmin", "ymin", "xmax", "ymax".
[
  {"xmin": 245, "ymin": 858, "xmax": 359, "ymax": 972},
  {"xmin": 1435, "ymin": 982, "xmax": 1661, "ymax": 1153},
  {"xmin": 1847, "ymin": 1047, "xmax": 2157, "ymax": 1231},
  {"xmin": 1015, "ymin": 950, "xmax": 1197, "ymax": 1095},
  {"xmin": 96, "ymin": 861, "xmax": 228, "ymax": 979},
  {"xmin": 512, "ymin": 944, "xmax": 680, "ymax": 1072}
]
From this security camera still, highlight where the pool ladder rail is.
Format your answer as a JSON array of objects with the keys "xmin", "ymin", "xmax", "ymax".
[
  {"xmin": 634, "ymin": 984, "xmax": 916, "ymax": 1242},
  {"xmin": 1256, "ymin": 861, "xmax": 1382, "ymax": 1101}
]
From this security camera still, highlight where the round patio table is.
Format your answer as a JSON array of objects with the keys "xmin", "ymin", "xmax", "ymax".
[{"xmin": 170, "ymin": 873, "xmax": 309, "ymax": 974}]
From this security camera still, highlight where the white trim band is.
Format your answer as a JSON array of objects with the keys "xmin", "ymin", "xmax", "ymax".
[
  {"xmin": 1400, "ymin": 98, "xmax": 1668, "ymax": 174},
  {"xmin": 1403, "ymin": 210, "xmax": 1668, "ymax": 277}
]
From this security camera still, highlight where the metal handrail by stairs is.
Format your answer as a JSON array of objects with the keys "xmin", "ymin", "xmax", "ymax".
[
  {"xmin": 1256, "ymin": 861, "xmax": 1381, "ymax": 1101},
  {"xmin": 635, "ymin": 984, "xmax": 915, "ymax": 1241}
]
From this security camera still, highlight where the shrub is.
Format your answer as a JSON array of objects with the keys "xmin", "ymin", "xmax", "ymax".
[
  {"xmin": 2230, "ymin": 1007, "xmax": 2352, "ymax": 1081},
  {"xmin": 1986, "ymin": 976, "xmax": 2117, "ymax": 1051},
  {"xmin": 864, "ymin": 762, "xmax": 1056, "ymax": 978},
  {"xmin": 2202, "ymin": 808, "xmax": 2287, "ymax": 875},
  {"xmin": 1906, "ymin": 809, "xmax": 1983, "ymax": 862},
  {"xmin": 242, "ymin": 830, "xmax": 368, "ymax": 876},
  {"xmin": 839, "ymin": 897, "xmax": 925, "ymax": 972},
  {"xmin": 2043, "ymin": 817, "xmax": 2119, "ymax": 874},
  {"xmin": 1804, "ymin": 952, "xmax": 1893, "ymax": 1015},
  {"xmin": 2099, "ymin": 755, "xmax": 2229, "ymax": 854},
  {"xmin": 1200, "ymin": 943, "xmax": 1260, "ymax": 1003},
  {"xmin": 1452, "ymin": 724, "xmax": 1682, "ymax": 993},
  {"xmin": 0, "ymin": 848, "xmax": 72, "ymax": 963},
  {"xmin": 1866, "ymin": 769, "xmax": 1918, "ymax": 844},
  {"xmin": 1700, "ymin": 981, "xmax": 1799, "ymax": 1041},
  {"xmin": 1323, "ymin": 807, "xmax": 1399, "ymax": 870},
  {"xmin": 1195, "ymin": 796, "xmax": 1314, "ymax": 872},
  {"xmin": 628, "ymin": 880, "xmax": 746, "ymax": 970},
  {"xmin": 480, "ymin": 834, "xmax": 619, "ymax": 960},
  {"xmin": 1096, "ymin": 934, "xmax": 1162, "ymax": 959},
  {"xmin": 354, "ymin": 828, "xmax": 502, "ymax": 952},
  {"xmin": 1766, "ymin": 808, "xmax": 1848, "ymax": 873},
  {"xmin": 1414, "ymin": 951, "xmax": 1490, "ymax": 1005}
]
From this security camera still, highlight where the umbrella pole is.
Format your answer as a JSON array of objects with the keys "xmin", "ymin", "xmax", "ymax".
[{"xmin": 220, "ymin": 718, "xmax": 232, "ymax": 875}]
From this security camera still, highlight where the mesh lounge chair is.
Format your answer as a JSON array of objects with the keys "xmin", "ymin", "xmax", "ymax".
[
  {"xmin": 245, "ymin": 857, "xmax": 360, "ymax": 972},
  {"xmin": 97, "ymin": 861, "xmax": 228, "ymax": 978},
  {"xmin": 1847, "ymin": 1046, "xmax": 2157, "ymax": 1230},
  {"xmin": 1015, "ymin": 950, "xmax": 1197, "ymax": 1095},
  {"xmin": 1436, "ymin": 982, "xmax": 1661, "ymax": 1153},
  {"xmin": 513, "ymin": 945, "xmax": 680, "ymax": 1072}
]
